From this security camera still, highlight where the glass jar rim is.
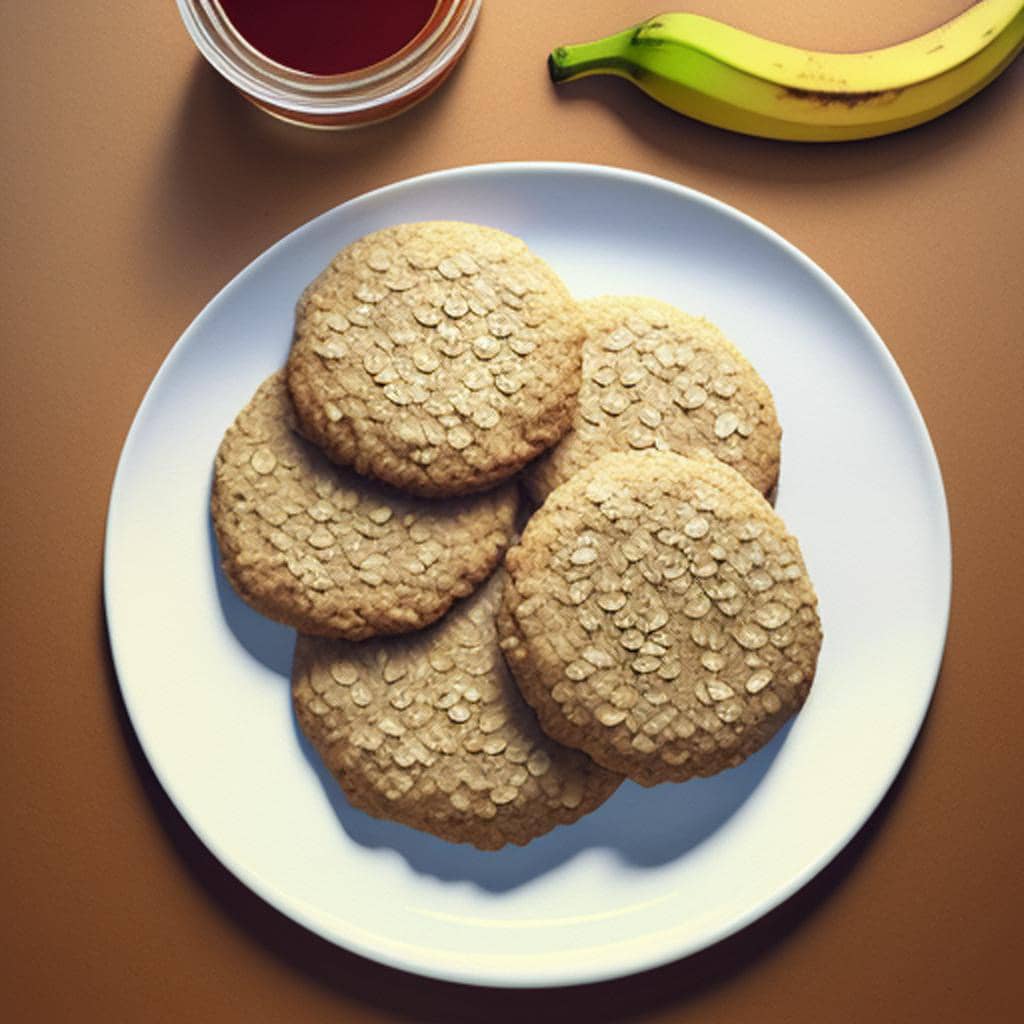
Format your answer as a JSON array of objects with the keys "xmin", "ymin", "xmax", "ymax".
[{"xmin": 176, "ymin": 0, "xmax": 481, "ymax": 118}]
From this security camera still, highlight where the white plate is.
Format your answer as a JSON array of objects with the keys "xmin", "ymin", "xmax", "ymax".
[{"xmin": 104, "ymin": 163, "xmax": 950, "ymax": 988}]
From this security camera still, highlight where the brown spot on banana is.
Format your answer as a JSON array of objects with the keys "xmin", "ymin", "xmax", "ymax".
[{"xmin": 779, "ymin": 86, "xmax": 903, "ymax": 108}]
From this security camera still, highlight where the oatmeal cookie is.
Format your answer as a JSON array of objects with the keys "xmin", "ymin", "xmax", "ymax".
[
  {"xmin": 293, "ymin": 570, "xmax": 621, "ymax": 848},
  {"xmin": 287, "ymin": 221, "xmax": 583, "ymax": 497},
  {"xmin": 500, "ymin": 451, "xmax": 821, "ymax": 786},
  {"xmin": 212, "ymin": 372, "xmax": 516, "ymax": 640},
  {"xmin": 524, "ymin": 296, "xmax": 780, "ymax": 502}
]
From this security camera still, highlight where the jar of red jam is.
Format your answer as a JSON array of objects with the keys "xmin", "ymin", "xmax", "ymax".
[{"xmin": 176, "ymin": 1, "xmax": 482, "ymax": 128}]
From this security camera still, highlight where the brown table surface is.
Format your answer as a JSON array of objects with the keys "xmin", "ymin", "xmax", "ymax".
[{"xmin": 5, "ymin": 1, "xmax": 1022, "ymax": 1020}]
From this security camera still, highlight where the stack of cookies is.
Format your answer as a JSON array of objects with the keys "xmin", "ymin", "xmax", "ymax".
[{"xmin": 212, "ymin": 221, "xmax": 822, "ymax": 850}]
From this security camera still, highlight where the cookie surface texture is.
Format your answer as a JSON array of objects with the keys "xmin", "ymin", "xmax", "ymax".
[
  {"xmin": 500, "ymin": 451, "xmax": 821, "ymax": 786},
  {"xmin": 287, "ymin": 221, "xmax": 583, "ymax": 497},
  {"xmin": 524, "ymin": 297, "xmax": 780, "ymax": 503},
  {"xmin": 212, "ymin": 372, "xmax": 517, "ymax": 640},
  {"xmin": 292, "ymin": 570, "xmax": 621, "ymax": 849}
]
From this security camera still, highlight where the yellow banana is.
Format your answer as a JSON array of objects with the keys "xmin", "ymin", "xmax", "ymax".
[{"xmin": 548, "ymin": 1, "xmax": 1024, "ymax": 141}]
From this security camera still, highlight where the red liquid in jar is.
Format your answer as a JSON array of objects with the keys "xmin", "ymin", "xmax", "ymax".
[{"xmin": 219, "ymin": 1, "xmax": 438, "ymax": 75}]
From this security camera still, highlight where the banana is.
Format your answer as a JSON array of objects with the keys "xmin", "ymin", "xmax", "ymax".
[{"xmin": 548, "ymin": 1, "xmax": 1024, "ymax": 141}]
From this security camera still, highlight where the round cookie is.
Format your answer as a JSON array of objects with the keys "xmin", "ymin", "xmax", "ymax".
[
  {"xmin": 524, "ymin": 296, "xmax": 781, "ymax": 503},
  {"xmin": 292, "ymin": 570, "xmax": 621, "ymax": 849},
  {"xmin": 500, "ymin": 451, "xmax": 821, "ymax": 786},
  {"xmin": 212, "ymin": 372, "xmax": 517, "ymax": 641},
  {"xmin": 287, "ymin": 221, "xmax": 584, "ymax": 497}
]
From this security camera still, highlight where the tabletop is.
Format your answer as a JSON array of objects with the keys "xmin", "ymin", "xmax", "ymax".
[{"xmin": 4, "ymin": 2, "xmax": 1022, "ymax": 1021}]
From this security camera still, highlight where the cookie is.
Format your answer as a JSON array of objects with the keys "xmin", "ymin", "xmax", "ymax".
[
  {"xmin": 212, "ymin": 372, "xmax": 516, "ymax": 641},
  {"xmin": 286, "ymin": 221, "xmax": 583, "ymax": 497},
  {"xmin": 524, "ymin": 297, "xmax": 780, "ymax": 503},
  {"xmin": 292, "ymin": 570, "xmax": 621, "ymax": 849},
  {"xmin": 500, "ymin": 451, "xmax": 821, "ymax": 786}
]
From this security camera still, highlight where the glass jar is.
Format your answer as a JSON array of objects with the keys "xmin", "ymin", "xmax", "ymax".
[{"xmin": 175, "ymin": 0, "xmax": 482, "ymax": 128}]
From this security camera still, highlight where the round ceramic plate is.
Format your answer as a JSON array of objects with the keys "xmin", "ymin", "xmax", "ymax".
[{"xmin": 104, "ymin": 163, "xmax": 950, "ymax": 987}]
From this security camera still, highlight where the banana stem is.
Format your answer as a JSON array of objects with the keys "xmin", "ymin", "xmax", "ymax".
[{"xmin": 548, "ymin": 28, "xmax": 638, "ymax": 83}]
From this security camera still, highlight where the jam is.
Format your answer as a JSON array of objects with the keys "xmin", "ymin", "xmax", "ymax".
[{"xmin": 219, "ymin": 0, "xmax": 438, "ymax": 76}]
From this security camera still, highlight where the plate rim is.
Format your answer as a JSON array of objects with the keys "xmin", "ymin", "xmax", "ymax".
[{"xmin": 103, "ymin": 160, "xmax": 952, "ymax": 988}]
